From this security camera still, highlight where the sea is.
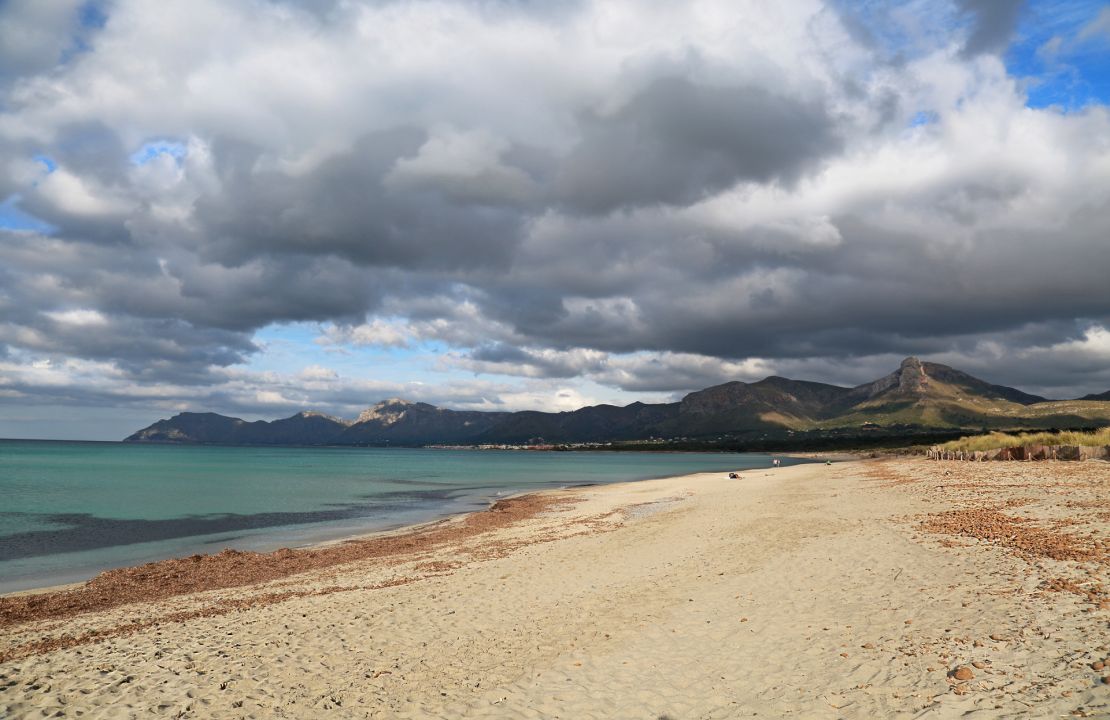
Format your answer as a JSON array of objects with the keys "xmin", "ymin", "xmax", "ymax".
[{"xmin": 0, "ymin": 440, "xmax": 800, "ymax": 593}]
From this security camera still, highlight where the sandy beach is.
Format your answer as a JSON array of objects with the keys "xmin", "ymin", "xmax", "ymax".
[{"xmin": 2, "ymin": 457, "xmax": 1109, "ymax": 718}]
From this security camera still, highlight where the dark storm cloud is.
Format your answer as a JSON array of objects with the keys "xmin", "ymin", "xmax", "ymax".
[
  {"xmin": 196, "ymin": 128, "xmax": 527, "ymax": 270},
  {"xmin": 556, "ymin": 77, "xmax": 841, "ymax": 214},
  {"xmin": 465, "ymin": 343, "xmax": 605, "ymax": 378},
  {"xmin": 0, "ymin": 0, "xmax": 82, "ymax": 89},
  {"xmin": 13, "ymin": 315, "xmax": 254, "ymax": 373},
  {"xmin": 958, "ymin": 0, "xmax": 1026, "ymax": 57},
  {"xmin": 158, "ymin": 254, "xmax": 384, "ymax": 331},
  {"xmin": 50, "ymin": 121, "xmax": 129, "ymax": 183},
  {"xmin": 456, "ymin": 196, "xmax": 1110, "ymax": 366},
  {"xmin": 0, "ymin": 229, "xmax": 380, "ymax": 381}
]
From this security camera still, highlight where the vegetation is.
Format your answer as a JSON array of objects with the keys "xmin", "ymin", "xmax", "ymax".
[{"xmin": 940, "ymin": 427, "xmax": 1110, "ymax": 453}]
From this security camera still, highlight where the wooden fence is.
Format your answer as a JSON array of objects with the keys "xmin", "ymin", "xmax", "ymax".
[{"xmin": 926, "ymin": 444, "xmax": 1110, "ymax": 461}]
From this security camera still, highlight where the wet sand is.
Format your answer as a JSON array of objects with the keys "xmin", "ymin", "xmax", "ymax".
[{"xmin": 1, "ymin": 458, "xmax": 1108, "ymax": 718}]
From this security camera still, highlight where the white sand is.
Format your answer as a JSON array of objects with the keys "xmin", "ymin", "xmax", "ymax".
[{"xmin": 2, "ymin": 458, "xmax": 1108, "ymax": 718}]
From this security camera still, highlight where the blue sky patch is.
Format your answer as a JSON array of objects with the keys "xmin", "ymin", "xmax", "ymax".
[
  {"xmin": 908, "ymin": 110, "xmax": 940, "ymax": 127},
  {"xmin": 1006, "ymin": 0, "xmax": 1110, "ymax": 109},
  {"xmin": 130, "ymin": 140, "xmax": 188, "ymax": 166},
  {"xmin": 78, "ymin": 1, "xmax": 109, "ymax": 29},
  {"xmin": 247, "ymin": 323, "xmax": 452, "ymax": 386},
  {"xmin": 0, "ymin": 195, "xmax": 56, "ymax": 234},
  {"xmin": 33, "ymin": 155, "xmax": 58, "ymax": 175}
]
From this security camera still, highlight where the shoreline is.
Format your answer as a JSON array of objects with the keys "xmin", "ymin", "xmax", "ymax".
[
  {"xmin": 1, "ymin": 452, "xmax": 799, "ymax": 599},
  {"xmin": 3, "ymin": 458, "xmax": 1107, "ymax": 717},
  {"xmin": 0, "ymin": 489, "xmax": 583, "ymax": 632},
  {"xmin": 0, "ymin": 458, "xmax": 784, "ymax": 621}
]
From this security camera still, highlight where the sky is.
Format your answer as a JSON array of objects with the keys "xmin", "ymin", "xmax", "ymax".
[{"xmin": 1, "ymin": 0, "xmax": 1110, "ymax": 440}]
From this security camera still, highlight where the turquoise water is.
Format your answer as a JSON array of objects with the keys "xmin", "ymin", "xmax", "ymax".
[{"xmin": 0, "ymin": 440, "xmax": 797, "ymax": 592}]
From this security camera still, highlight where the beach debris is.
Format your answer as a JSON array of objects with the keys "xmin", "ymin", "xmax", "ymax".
[
  {"xmin": 919, "ymin": 507, "xmax": 1106, "ymax": 564},
  {"xmin": 0, "ymin": 493, "xmax": 583, "ymax": 631},
  {"xmin": 950, "ymin": 666, "xmax": 975, "ymax": 681}
]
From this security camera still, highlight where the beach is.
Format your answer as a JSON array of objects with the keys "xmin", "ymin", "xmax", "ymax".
[{"xmin": 2, "ymin": 458, "xmax": 1109, "ymax": 718}]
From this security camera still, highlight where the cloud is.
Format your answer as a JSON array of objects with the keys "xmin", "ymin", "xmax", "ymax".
[
  {"xmin": 957, "ymin": 0, "xmax": 1026, "ymax": 57},
  {"xmin": 554, "ymin": 77, "xmax": 841, "ymax": 213},
  {"xmin": 316, "ymin": 319, "xmax": 415, "ymax": 349},
  {"xmin": 0, "ymin": 0, "xmax": 1109, "ymax": 435},
  {"xmin": 0, "ymin": 0, "xmax": 85, "ymax": 88},
  {"xmin": 385, "ymin": 126, "xmax": 539, "ymax": 205},
  {"xmin": 1078, "ymin": 6, "xmax": 1110, "ymax": 42}
]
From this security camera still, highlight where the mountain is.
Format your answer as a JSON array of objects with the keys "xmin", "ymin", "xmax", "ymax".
[
  {"xmin": 125, "ymin": 358, "xmax": 1110, "ymax": 446},
  {"xmin": 845, "ymin": 357, "xmax": 1046, "ymax": 406},
  {"xmin": 337, "ymin": 399, "xmax": 509, "ymax": 445},
  {"xmin": 125, "ymin": 411, "xmax": 351, "ymax": 445},
  {"xmin": 825, "ymin": 357, "xmax": 1050, "ymax": 428},
  {"xmin": 1081, "ymin": 390, "xmax": 1110, "ymax": 401},
  {"xmin": 478, "ymin": 401, "xmax": 680, "ymax": 444},
  {"xmin": 672, "ymin": 376, "xmax": 857, "ymax": 434},
  {"xmin": 125, "ymin": 400, "xmax": 509, "ymax": 446}
]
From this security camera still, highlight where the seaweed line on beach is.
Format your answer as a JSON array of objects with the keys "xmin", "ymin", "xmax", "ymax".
[{"xmin": 0, "ymin": 494, "xmax": 583, "ymax": 631}]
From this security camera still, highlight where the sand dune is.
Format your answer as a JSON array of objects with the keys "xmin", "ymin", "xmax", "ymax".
[{"xmin": 2, "ymin": 458, "xmax": 1108, "ymax": 718}]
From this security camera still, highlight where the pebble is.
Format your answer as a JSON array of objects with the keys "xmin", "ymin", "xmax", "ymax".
[{"xmin": 951, "ymin": 667, "xmax": 975, "ymax": 681}]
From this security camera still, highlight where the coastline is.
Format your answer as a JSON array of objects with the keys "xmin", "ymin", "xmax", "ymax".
[
  {"xmin": 0, "ymin": 443, "xmax": 775, "ymax": 596},
  {"xmin": 0, "ymin": 490, "xmax": 580, "ymax": 630},
  {"xmin": 0, "ymin": 450, "xmax": 811, "ymax": 603},
  {"xmin": 2, "ymin": 458, "xmax": 1108, "ymax": 717}
]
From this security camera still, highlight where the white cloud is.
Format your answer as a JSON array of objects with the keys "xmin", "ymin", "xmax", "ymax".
[
  {"xmin": 386, "ymin": 126, "xmax": 536, "ymax": 203},
  {"xmin": 316, "ymin": 319, "xmax": 415, "ymax": 349},
  {"xmin": 297, "ymin": 364, "xmax": 338, "ymax": 381},
  {"xmin": 43, "ymin": 309, "xmax": 109, "ymax": 326},
  {"xmin": 35, "ymin": 169, "xmax": 134, "ymax": 217}
]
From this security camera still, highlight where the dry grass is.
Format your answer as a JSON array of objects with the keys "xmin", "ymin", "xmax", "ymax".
[{"xmin": 940, "ymin": 427, "xmax": 1110, "ymax": 453}]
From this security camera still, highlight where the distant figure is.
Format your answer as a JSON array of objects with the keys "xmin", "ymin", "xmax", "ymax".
[
  {"xmin": 728, "ymin": 472, "xmax": 740, "ymax": 479},
  {"xmin": 772, "ymin": 458, "xmax": 781, "ymax": 467}
]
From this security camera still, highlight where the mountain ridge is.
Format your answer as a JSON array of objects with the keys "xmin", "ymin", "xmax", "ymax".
[{"xmin": 124, "ymin": 358, "xmax": 1110, "ymax": 446}]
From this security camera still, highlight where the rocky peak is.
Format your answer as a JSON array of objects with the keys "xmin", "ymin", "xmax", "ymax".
[
  {"xmin": 295, "ymin": 410, "xmax": 350, "ymax": 425},
  {"xmin": 355, "ymin": 398, "xmax": 416, "ymax": 425},
  {"xmin": 897, "ymin": 356, "xmax": 928, "ymax": 393}
]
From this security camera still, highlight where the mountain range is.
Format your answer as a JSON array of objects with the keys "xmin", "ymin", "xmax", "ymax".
[{"xmin": 125, "ymin": 357, "xmax": 1110, "ymax": 446}]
